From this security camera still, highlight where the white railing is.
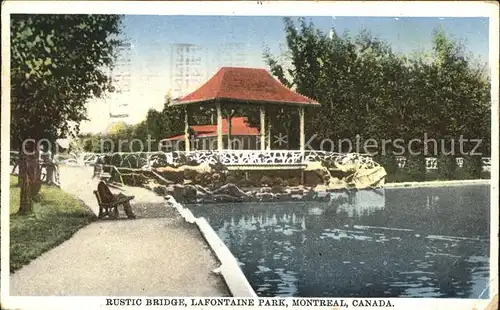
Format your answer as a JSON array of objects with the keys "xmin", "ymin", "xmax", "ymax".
[
  {"xmin": 83, "ymin": 150, "xmax": 379, "ymax": 169},
  {"xmin": 150, "ymin": 150, "xmax": 379, "ymax": 168},
  {"xmin": 396, "ymin": 156, "xmax": 491, "ymax": 172},
  {"xmin": 39, "ymin": 150, "xmax": 492, "ymax": 172}
]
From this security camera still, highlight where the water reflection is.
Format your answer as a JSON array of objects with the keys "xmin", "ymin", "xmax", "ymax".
[{"xmin": 189, "ymin": 185, "xmax": 490, "ymax": 298}]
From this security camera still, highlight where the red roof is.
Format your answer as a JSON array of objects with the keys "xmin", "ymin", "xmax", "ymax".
[
  {"xmin": 166, "ymin": 117, "xmax": 259, "ymax": 141},
  {"xmin": 174, "ymin": 67, "xmax": 320, "ymax": 106}
]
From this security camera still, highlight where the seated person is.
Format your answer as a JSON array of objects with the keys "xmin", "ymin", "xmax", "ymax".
[{"xmin": 97, "ymin": 181, "xmax": 136, "ymax": 219}]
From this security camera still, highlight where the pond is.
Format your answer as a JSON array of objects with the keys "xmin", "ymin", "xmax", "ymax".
[{"xmin": 189, "ymin": 185, "xmax": 490, "ymax": 298}]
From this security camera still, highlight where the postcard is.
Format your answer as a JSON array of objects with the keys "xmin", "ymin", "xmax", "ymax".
[{"xmin": 1, "ymin": 1, "xmax": 498, "ymax": 310}]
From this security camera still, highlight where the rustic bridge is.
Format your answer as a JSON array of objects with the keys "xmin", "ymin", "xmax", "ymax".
[
  {"xmin": 76, "ymin": 150, "xmax": 492, "ymax": 172},
  {"xmin": 79, "ymin": 150, "xmax": 380, "ymax": 171}
]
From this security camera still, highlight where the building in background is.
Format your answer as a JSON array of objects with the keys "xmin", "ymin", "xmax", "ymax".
[
  {"xmin": 170, "ymin": 43, "xmax": 207, "ymax": 98},
  {"xmin": 109, "ymin": 40, "xmax": 133, "ymax": 120}
]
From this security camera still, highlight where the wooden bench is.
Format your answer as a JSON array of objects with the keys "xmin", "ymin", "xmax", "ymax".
[{"xmin": 93, "ymin": 186, "xmax": 135, "ymax": 219}]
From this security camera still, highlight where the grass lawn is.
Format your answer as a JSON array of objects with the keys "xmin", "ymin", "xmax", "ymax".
[{"xmin": 7, "ymin": 175, "xmax": 96, "ymax": 272}]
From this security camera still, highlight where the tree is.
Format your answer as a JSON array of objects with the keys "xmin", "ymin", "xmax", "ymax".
[
  {"xmin": 10, "ymin": 14, "xmax": 123, "ymax": 214},
  {"xmin": 264, "ymin": 18, "xmax": 490, "ymax": 181},
  {"xmin": 264, "ymin": 18, "xmax": 410, "ymax": 150}
]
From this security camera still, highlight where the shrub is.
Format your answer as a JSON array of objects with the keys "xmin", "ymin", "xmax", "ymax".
[
  {"xmin": 226, "ymin": 175, "xmax": 238, "ymax": 184},
  {"xmin": 271, "ymin": 177, "xmax": 284, "ymax": 187},
  {"xmin": 260, "ymin": 175, "xmax": 273, "ymax": 186},
  {"xmin": 437, "ymin": 155, "xmax": 457, "ymax": 180},
  {"xmin": 375, "ymin": 154, "xmax": 399, "ymax": 176},
  {"xmin": 110, "ymin": 154, "xmax": 122, "ymax": 167},
  {"xmin": 284, "ymin": 177, "xmax": 301, "ymax": 187},
  {"xmin": 271, "ymin": 185, "xmax": 285, "ymax": 193},
  {"xmin": 210, "ymin": 160, "xmax": 227, "ymax": 173},
  {"xmin": 236, "ymin": 178, "xmax": 249, "ymax": 188},
  {"xmin": 462, "ymin": 155, "xmax": 482, "ymax": 179},
  {"xmin": 404, "ymin": 155, "xmax": 426, "ymax": 182}
]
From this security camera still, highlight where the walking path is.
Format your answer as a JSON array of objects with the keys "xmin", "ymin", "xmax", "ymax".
[{"xmin": 9, "ymin": 165, "xmax": 229, "ymax": 296}]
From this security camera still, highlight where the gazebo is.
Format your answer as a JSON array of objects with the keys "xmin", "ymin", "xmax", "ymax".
[
  {"xmin": 170, "ymin": 67, "xmax": 320, "ymax": 152},
  {"xmin": 165, "ymin": 117, "xmax": 260, "ymax": 150}
]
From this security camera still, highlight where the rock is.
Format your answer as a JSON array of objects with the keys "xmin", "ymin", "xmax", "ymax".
[
  {"xmin": 144, "ymin": 181, "xmax": 160, "ymax": 191},
  {"xmin": 289, "ymin": 187, "xmax": 304, "ymax": 195},
  {"xmin": 213, "ymin": 194, "xmax": 244, "ymax": 203},
  {"xmin": 260, "ymin": 186, "xmax": 272, "ymax": 193},
  {"xmin": 271, "ymin": 185, "xmax": 286, "ymax": 194},
  {"xmin": 212, "ymin": 183, "xmax": 248, "ymax": 198},
  {"xmin": 183, "ymin": 184, "xmax": 198, "ymax": 203},
  {"xmin": 152, "ymin": 185, "xmax": 168, "ymax": 196},
  {"xmin": 247, "ymin": 189, "xmax": 258, "ymax": 195},
  {"xmin": 324, "ymin": 177, "xmax": 349, "ymax": 191},
  {"xmin": 195, "ymin": 184, "xmax": 212, "ymax": 195},
  {"xmin": 303, "ymin": 190, "xmax": 316, "ymax": 200},
  {"xmin": 172, "ymin": 184, "xmax": 185, "ymax": 201},
  {"xmin": 196, "ymin": 191, "xmax": 207, "ymax": 199},
  {"xmin": 256, "ymin": 192, "xmax": 275, "ymax": 201},
  {"xmin": 199, "ymin": 194, "xmax": 243, "ymax": 203},
  {"xmin": 334, "ymin": 162, "xmax": 359, "ymax": 173},
  {"xmin": 350, "ymin": 166, "xmax": 387, "ymax": 189},
  {"xmin": 290, "ymin": 194, "xmax": 303, "ymax": 200},
  {"xmin": 155, "ymin": 162, "xmax": 212, "ymax": 174},
  {"xmin": 305, "ymin": 159, "xmax": 386, "ymax": 190},
  {"xmin": 315, "ymin": 191, "xmax": 331, "ymax": 202},
  {"xmin": 304, "ymin": 161, "xmax": 324, "ymax": 171},
  {"xmin": 275, "ymin": 193, "xmax": 293, "ymax": 201},
  {"xmin": 314, "ymin": 184, "xmax": 327, "ymax": 192},
  {"xmin": 164, "ymin": 184, "xmax": 176, "ymax": 195},
  {"xmin": 163, "ymin": 195, "xmax": 177, "ymax": 205}
]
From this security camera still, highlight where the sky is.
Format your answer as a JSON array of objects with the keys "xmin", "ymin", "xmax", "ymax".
[{"xmin": 80, "ymin": 15, "xmax": 490, "ymax": 133}]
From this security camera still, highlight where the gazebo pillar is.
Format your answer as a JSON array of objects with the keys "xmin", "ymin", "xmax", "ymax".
[
  {"xmin": 299, "ymin": 106, "xmax": 305, "ymax": 152},
  {"xmin": 184, "ymin": 106, "xmax": 190, "ymax": 152},
  {"xmin": 227, "ymin": 109, "xmax": 234, "ymax": 150},
  {"xmin": 266, "ymin": 113, "xmax": 272, "ymax": 150},
  {"xmin": 216, "ymin": 102, "xmax": 223, "ymax": 151},
  {"xmin": 259, "ymin": 106, "xmax": 266, "ymax": 151},
  {"xmin": 299, "ymin": 106, "xmax": 305, "ymax": 184}
]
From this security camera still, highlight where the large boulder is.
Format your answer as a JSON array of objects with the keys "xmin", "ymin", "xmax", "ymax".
[
  {"xmin": 172, "ymin": 184, "xmax": 185, "ymax": 201},
  {"xmin": 275, "ymin": 192, "xmax": 293, "ymax": 201},
  {"xmin": 183, "ymin": 184, "xmax": 198, "ymax": 203},
  {"xmin": 306, "ymin": 160, "xmax": 386, "ymax": 190},
  {"xmin": 288, "ymin": 186, "xmax": 305, "ymax": 195},
  {"xmin": 152, "ymin": 184, "xmax": 169, "ymax": 196},
  {"xmin": 195, "ymin": 184, "xmax": 212, "ymax": 195},
  {"xmin": 259, "ymin": 186, "xmax": 272, "ymax": 193},
  {"xmin": 347, "ymin": 166, "xmax": 387, "ymax": 189},
  {"xmin": 212, "ymin": 183, "xmax": 248, "ymax": 198},
  {"xmin": 256, "ymin": 192, "xmax": 275, "ymax": 202},
  {"xmin": 155, "ymin": 162, "xmax": 212, "ymax": 174}
]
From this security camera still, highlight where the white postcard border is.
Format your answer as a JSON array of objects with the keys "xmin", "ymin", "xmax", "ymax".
[{"xmin": 1, "ymin": 1, "xmax": 498, "ymax": 310}]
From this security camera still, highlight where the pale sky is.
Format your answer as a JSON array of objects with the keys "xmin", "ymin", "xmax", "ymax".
[{"xmin": 80, "ymin": 16, "xmax": 489, "ymax": 133}]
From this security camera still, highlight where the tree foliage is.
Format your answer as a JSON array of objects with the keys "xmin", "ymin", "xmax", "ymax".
[
  {"xmin": 10, "ymin": 14, "xmax": 123, "ymax": 214},
  {"xmin": 80, "ymin": 95, "xmax": 213, "ymax": 152},
  {"xmin": 11, "ymin": 14, "xmax": 122, "ymax": 147},
  {"xmin": 264, "ymin": 17, "xmax": 491, "ymax": 161}
]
